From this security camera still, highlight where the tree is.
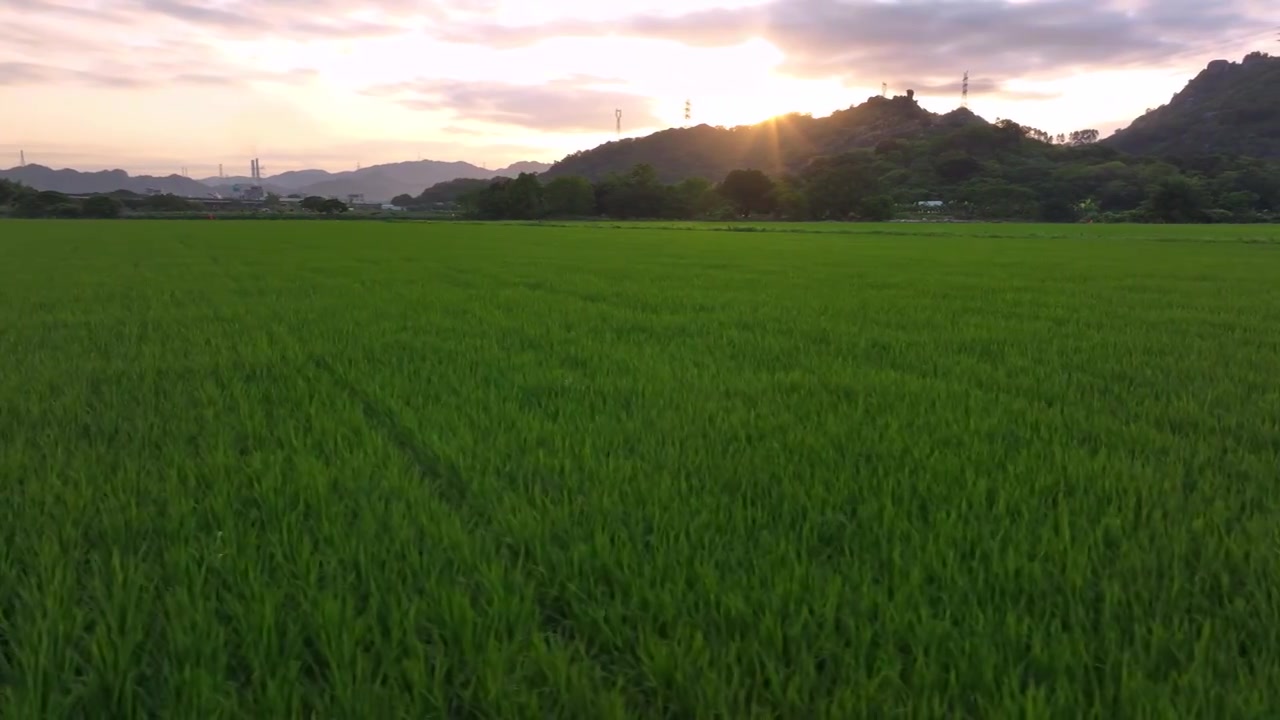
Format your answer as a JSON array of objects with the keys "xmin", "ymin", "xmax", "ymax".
[
  {"xmin": 0, "ymin": 178, "xmax": 24, "ymax": 205},
  {"xmin": 505, "ymin": 172, "xmax": 545, "ymax": 219},
  {"xmin": 596, "ymin": 164, "xmax": 672, "ymax": 219},
  {"xmin": 417, "ymin": 178, "xmax": 493, "ymax": 207},
  {"xmin": 857, "ymin": 195, "xmax": 896, "ymax": 221},
  {"xmin": 1144, "ymin": 176, "xmax": 1206, "ymax": 223},
  {"xmin": 718, "ymin": 169, "xmax": 776, "ymax": 217},
  {"xmin": 670, "ymin": 177, "xmax": 723, "ymax": 219},
  {"xmin": 1020, "ymin": 126, "xmax": 1052, "ymax": 143},
  {"xmin": 1038, "ymin": 196, "xmax": 1079, "ymax": 222},
  {"xmin": 300, "ymin": 196, "xmax": 327, "ymax": 212},
  {"xmin": 543, "ymin": 176, "xmax": 596, "ymax": 217},
  {"xmin": 627, "ymin": 163, "xmax": 660, "ymax": 188},
  {"xmin": 139, "ymin": 193, "xmax": 200, "ymax": 212},
  {"xmin": 14, "ymin": 190, "xmax": 78, "ymax": 218},
  {"xmin": 956, "ymin": 179, "xmax": 1038, "ymax": 219},
  {"xmin": 264, "ymin": 192, "xmax": 282, "ymax": 208},
  {"xmin": 390, "ymin": 193, "xmax": 415, "ymax": 208},
  {"xmin": 772, "ymin": 178, "xmax": 810, "ymax": 220},
  {"xmin": 934, "ymin": 151, "xmax": 982, "ymax": 183},
  {"xmin": 801, "ymin": 152, "xmax": 881, "ymax": 219},
  {"xmin": 319, "ymin": 198, "xmax": 349, "ymax": 214},
  {"xmin": 82, "ymin": 195, "xmax": 123, "ymax": 219},
  {"xmin": 462, "ymin": 173, "xmax": 545, "ymax": 219},
  {"xmin": 1068, "ymin": 129, "xmax": 1100, "ymax": 146}
]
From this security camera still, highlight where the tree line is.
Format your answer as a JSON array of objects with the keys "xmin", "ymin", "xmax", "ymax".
[
  {"xmin": 0, "ymin": 181, "xmax": 357, "ymax": 219},
  {"xmin": 452, "ymin": 119, "xmax": 1278, "ymax": 223}
]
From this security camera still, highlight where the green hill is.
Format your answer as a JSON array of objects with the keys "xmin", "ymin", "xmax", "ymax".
[
  {"xmin": 543, "ymin": 54, "xmax": 1279, "ymax": 186},
  {"xmin": 1106, "ymin": 52, "xmax": 1280, "ymax": 158},
  {"xmin": 544, "ymin": 93, "xmax": 986, "ymax": 183}
]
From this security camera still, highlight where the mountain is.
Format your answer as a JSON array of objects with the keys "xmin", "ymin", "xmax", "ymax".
[
  {"xmin": 542, "ymin": 94, "xmax": 978, "ymax": 183},
  {"xmin": 2, "ymin": 158, "xmax": 553, "ymax": 202},
  {"xmin": 494, "ymin": 161, "xmax": 552, "ymax": 175},
  {"xmin": 285, "ymin": 160, "xmax": 490, "ymax": 201},
  {"xmin": 0, "ymin": 165, "xmax": 216, "ymax": 197},
  {"xmin": 279, "ymin": 160, "xmax": 547, "ymax": 200},
  {"xmin": 199, "ymin": 169, "xmax": 337, "ymax": 191},
  {"xmin": 201, "ymin": 161, "xmax": 552, "ymax": 201},
  {"xmin": 1106, "ymin": 52, "xmax": 1280, "ymax": 158}
]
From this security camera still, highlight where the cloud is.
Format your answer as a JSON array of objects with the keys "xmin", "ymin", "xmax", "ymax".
[
  {"xmin": 366, "ymin": 76, "xmax": 663, "ymax": 132},
  {"xmin": 4, "ymin": 0, "xmax": 120, "ymax": 21},
  {"xmin": 0, "ymin": 62, "xmax": 148, "ymax": 88},
  {"xmin": 437, "ymin": 0, "xmax": 1269, "ymax": 85},
  {"xmin": 0, "ymin": 60, "xmax": 312, "ymax": 89},
  {"xmin": 907, "ymin": 78, "xmax": 1062, "ymax": 102},
  {"xmin": 138, "ymin": 0, "xmax": 255, "ymax": 28},
  {"xmin": 5, "ymin": 0, "xmax": 420, "ymax": 40},
  {"xmin": 0, "ymin": 62, "xmax": 54, "ymax": 85}
]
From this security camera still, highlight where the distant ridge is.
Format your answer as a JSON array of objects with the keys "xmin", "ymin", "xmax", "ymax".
[
  {"xmin": 541, "ymin": 94, "xmax": 983, "ymax": 184},
  {"xmin": 0, "ymin": 165, "xmax": 213, "ymax": 197},
  {"xmin": 0, "ymin": 159, "xmax": 552, "ymax": 202}
]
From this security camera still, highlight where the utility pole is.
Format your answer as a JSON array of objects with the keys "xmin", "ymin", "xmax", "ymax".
[
  {"xmin": 615, "ymin": 108, "xmax": 622, "ymax": 137},
  {"xmin": 962, "ymin": 71, "xmax": 969, "ymax": 108}
]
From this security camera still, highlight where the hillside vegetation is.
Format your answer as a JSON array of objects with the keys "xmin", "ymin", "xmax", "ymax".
[
  {"xmin": 543, "ymin": 53, "xmax": 1279, "ymax": 185},
  {"xmin": 544, "ymin": 95, "xmax": 984, "ymax": 184},
  {"xmin": 459, "ymin": 119, "xmax": 1279, "ymax": 223},
  {"xmin": 1107, "ymin": 52, "xmax": 1280, "ymax": 159}
]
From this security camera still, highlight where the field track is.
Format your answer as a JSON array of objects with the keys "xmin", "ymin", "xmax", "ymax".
[{"xmin": 2, "ymin": 220, "xmax": 1279, "ymax": 717}]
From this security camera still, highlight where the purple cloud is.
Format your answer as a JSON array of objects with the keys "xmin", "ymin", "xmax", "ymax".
[
  {"xmin": 437, "ymin": 0, "xmax": 1270, "ymax": 85},
  {"xmin": 366, "ymin": 76, "xmax": 664, "ymax": 132}
]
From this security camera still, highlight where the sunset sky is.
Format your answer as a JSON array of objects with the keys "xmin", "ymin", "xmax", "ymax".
[{"xmin": 1, "ymin": 0, "xmax": 1274, "ymax": 176}]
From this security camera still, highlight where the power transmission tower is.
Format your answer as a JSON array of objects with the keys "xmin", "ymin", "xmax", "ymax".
[
  {"xmin": 19, "ymin": 150, "xmax": 25, "ymax": 167},
  {"xmin": 962, "ymin": 71, "xmax": 969, "ymax": 108},
  {"xmin": 684, "ymin": 99, "xmax": 691, "ymax": 125},
  {"xmin": 881, "ymin": 82, "xmax": 887, "ymax": 97},
  {"xmin": 615, "ymin": 108, "xmax": 622, "ymax": 137}
]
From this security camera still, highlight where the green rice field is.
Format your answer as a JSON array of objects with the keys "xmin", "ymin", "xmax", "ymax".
[{"xmin": 2, "ymin": 219, "xmax": 1279, "ymax": 717}]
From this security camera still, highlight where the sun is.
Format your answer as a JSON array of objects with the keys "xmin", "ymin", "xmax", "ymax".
[
  {"xmin": 712, "ymin": 92, "xmax": 792, "ymax": 128},
  {"xmin": 681, "ymin": 76, "xmax": 856, "ymax": 130}
]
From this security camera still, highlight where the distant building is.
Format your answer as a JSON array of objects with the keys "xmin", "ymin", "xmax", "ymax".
[
  {"xmin": 230, "ymin": 184, "xmax": 265, "ymax": 201},
  {"xmin": 380, "ymin": 203, "xmax": 403, "ymax": 211},
  {"xmin": 916, "ymin": 200, "xmax": 944, "ymax": 208}
]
